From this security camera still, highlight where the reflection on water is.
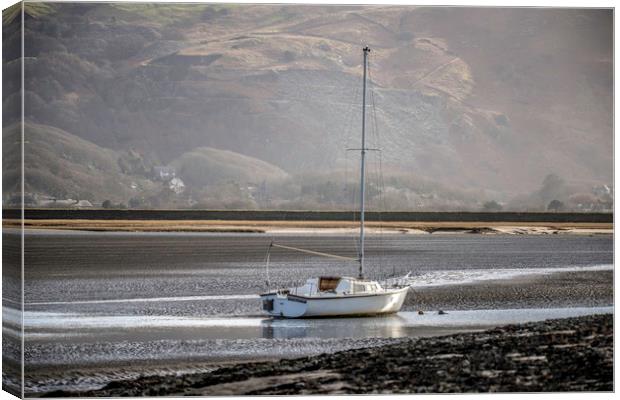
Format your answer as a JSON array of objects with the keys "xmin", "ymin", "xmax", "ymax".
[
  {"xmin": 14, "ymin": 306, "xmax": 613, "ymax": 395},
  {"xmin": 12, "ymin": 306, "xmax": 613, "ymax": 342},
  {"xmin": 261, "ymin": 314, "xmax": 410, "ymax": 339},
  {"xmin": 259, "ymin": 307, "xmax": 613, "ymax": 340}
]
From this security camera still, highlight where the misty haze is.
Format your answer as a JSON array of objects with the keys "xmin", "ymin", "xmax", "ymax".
[{"xmin": 2, "ymin": 3, "xmax": 613, "ymax": 211}]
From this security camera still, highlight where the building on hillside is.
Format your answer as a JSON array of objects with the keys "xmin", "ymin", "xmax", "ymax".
[
  {"xmin": 152, "ymin": 166, "xmax": 176, "ymax": 181},
  {"xmin": 593, "ymin": 184, "xmax": 613, "ymax": 199},
  {"xmin": 74, "ymin": 200, "xmax": 94, "ymax": 208},
  {"xmin": 169, "ymin": 177, "xmax": 185, "ymax": 194}
]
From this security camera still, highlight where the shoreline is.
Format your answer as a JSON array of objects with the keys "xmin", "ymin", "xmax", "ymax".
[
  {"xmin": 42, "ymin": 313, "xmax": 613, "ymax": 396},
  {"xmin": 3, "ymin": 219, "xmax": 613, "ymax": 235},
  {"xmin": 20, "ymin": 269, "xmax": 614, "ymax": 396}
]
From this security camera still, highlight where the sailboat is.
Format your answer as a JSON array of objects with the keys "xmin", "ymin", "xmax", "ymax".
[{"xmin": 260, "ymin": 47, "xmax": 410, "ymax": 318}]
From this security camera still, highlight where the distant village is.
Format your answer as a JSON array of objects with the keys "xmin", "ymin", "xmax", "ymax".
[
  {"xmin": 4, "ymin": 165, "xmax": 614, "ymax": 213},
  {"xmin": 8, "ymin": 165, "xmax": 186, "ymax": 209}
]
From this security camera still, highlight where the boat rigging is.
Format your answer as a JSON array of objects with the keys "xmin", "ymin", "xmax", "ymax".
[{"xmin": 259, "ymin": 47, "xmax": 410, "ymax": 318}]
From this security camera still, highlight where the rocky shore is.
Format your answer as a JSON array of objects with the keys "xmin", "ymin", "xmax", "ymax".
[{"xmin": 43, "ymin": 313, "xmax": 613, "ymax": 396}]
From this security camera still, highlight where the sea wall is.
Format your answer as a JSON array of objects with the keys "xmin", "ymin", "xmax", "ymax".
[{"xmin": 2, "ymin": 209, "xmax": 613, "ymax": 223}]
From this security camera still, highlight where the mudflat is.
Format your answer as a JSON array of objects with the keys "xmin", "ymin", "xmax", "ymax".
[
  {"xmin": 44, "ymin": 314, "xmax": 613, "ymax": 396},
  {"xmin": 3, "ymin": 231, "xmax": 612, "ymax": 396},
  {"xmin": 409, "ymin": 270, "xmax": 613, "ymax": 311}
]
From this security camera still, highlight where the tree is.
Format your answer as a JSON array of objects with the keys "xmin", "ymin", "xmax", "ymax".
[
  {"xmin": 547, "ymin": 199, "xmax": 565, "ymax": 212},
  {"xmin": 539, "ymin": 174, "xmax": 567, "ymax": 203},
  {"xmin": 128, "ymin": 197, "xmax": 144, "ymax": 209},
  {"xmin": 101, "ymin": 199, "xmax": 112, "ymax": 209},
  {"xmin": 482, "ymin": 200, "xmax": 503, "ymax": 211}
]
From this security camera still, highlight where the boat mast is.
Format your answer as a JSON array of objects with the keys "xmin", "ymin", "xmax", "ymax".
[{"xmin": 358, "ymin": 46, "xmax": 370, "ymax": 279}]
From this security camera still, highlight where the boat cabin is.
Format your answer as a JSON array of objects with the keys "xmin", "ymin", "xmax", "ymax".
[{"xmin": 286, "ymin": 276, "xmax": 383, "ymax": 297}]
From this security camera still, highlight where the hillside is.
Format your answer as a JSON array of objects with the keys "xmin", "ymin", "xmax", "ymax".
[
  {"xmin": 2, "ymin": 3, "xmax": 613, "ymax": 210},
  {"xmin": 3, "ymin": 122, "xmax": 160, "ymax": 204},
  {"xmin": 171, "ymin": 147, "xmax": 288, "ymax": 187}
]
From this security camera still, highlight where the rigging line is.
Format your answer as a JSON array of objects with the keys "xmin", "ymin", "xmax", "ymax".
[
  {"xmin": 368, "ymin": 55, "xmax": 382, "ymax": 153},
  {"xmin": 263, "ymin": 240, "xmax": 276, "ymax": 290},
  {"xmin": 373, "ymin": 114, "xmax": 390, "ymax": 276},
  {"xmin": 344, "ymin": 75, "xmax": 361, "ymax": 161},
  {"xmin": 350, "ymin": 161, "xmax": 360, "ymax": 258},
  {"xmin": 271, "ymin": 243, "xmax": 358, "ymax": 262},
  {"xmin": 379, "ymin": 151, "xmax": 391, "ymax": 277},
  {"xmin": 376, "ymin": 126, "xmax": 389, "ymax": 277},
  {"xmin": 345, "ymin": 99, "xmax": 359, "ymax": 258},
  {"xmin": 345, "ymin": 142, "xmax": 359, "ymax": 256},
  {"xmin": 368, "ymin": 54, "xmax": 388, "ymax": 278},
  {"xmin": 264, "ymin": 241, "xmax": 272, "ymax": 290},
  {"xmin": 346, "ymin": 71, "xmax": 364, "ymax": 257},
  {"xmin": 344, "ymin": 75, "xmax": 362, "ymax": 152},
  {"xmin": 342, "ymin": 73, "xmax": 361, "ymax": 183},
  {"xmin": 364, "ymin": 53, "xmax": 380, "ymax": 279}
]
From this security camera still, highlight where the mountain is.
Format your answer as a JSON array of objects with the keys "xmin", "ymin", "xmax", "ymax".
[{"xmin": 2, "ymin": 3, "xmax": 613, "ymax": 210}]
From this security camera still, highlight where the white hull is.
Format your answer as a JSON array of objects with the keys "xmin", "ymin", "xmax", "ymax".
[{"xmin": 261, "ymin": 287, "xmax": 409, "ymax": 318}]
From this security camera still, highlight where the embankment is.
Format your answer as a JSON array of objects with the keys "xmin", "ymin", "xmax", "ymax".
[{"xmin": 3, "ymin": 209, "xmax": 613, "ymax": 222}]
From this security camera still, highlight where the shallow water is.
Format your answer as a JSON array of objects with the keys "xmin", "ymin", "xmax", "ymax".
[
  {"xmin": 1, "ymin": 231, "xmax": 613, "ymax": 394},
  {"xmin": 12, "ymin": 306, "xmax": 614, "ymax": 341}
]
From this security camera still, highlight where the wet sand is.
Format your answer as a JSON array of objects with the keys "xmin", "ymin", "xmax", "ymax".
[
  {"xmin": 408, "ymin": 270, "xmax": 613, "ymax": 311},
  {"xmin": 25, "ymin": 269, "xmax": 614, "ymax": 397},
  {"xmin": 3, "ymin": 230, "xmax": 612, "ymax": 396},
  {"xmin": 44, "ymin": 313, "xmax": 613, "ymax": 396}
]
